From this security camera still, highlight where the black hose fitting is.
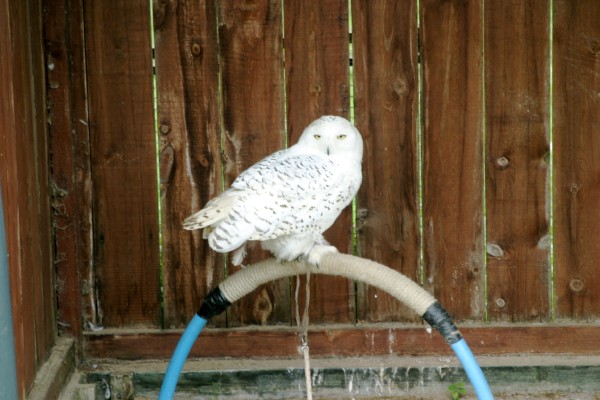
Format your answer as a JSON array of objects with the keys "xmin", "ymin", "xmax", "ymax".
[
  {"xmin": 197, "ymin": 287, "xmax": 232, "ymax": 319},
  {"xmin": 422, "ymin": 302, "xmax": 463, "ymax": 345}
]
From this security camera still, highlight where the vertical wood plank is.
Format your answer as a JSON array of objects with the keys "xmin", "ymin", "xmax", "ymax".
[
  {"xmin": 0, "ymin": 1, "xmax": 37, "ymax": 394},
  {"xmin": 154, "ymin": 0, "xmax": 225, "ymax": 328},
  {"xmin": 85, "ymin": 1, "xmax": 161, "ymax": 327},
  {"xmin": 0, "ymin": 0, "xmax": 55, "ymax": 394},
  {"xmin": 485, "ymin": 0, "xmax": 551, "ymax": 321},
  {"xmin": 29, "ymin": 0, "xmax": 55, "ymax": 362},
  {"xmin": 420, "ymin": 0, "xmax": 485, "ymax": 320},
  {"xmin": 218, "ymin": 0, "xmax": 289, "ymax": 326},
  {"xmin": 554, "ymin": 0, "xmax": 600, "ymax": 318},
  {"xmin": 44, "ymin": 0, "xmax": 94, "ymax": 340},
  {"xmin": 285, "ymin": 0, "xmax": 354, "ymax": 324},
  {"xmin": 352, "ymin": 0, "xmax": 420, "ymax": 322},
  {"xmin": 13, "ymin": 0, "xmax": 40, "ymax": 376},
  {"xmin": 69, "ymin": 0, "xmax": 96, "ymax": 334}
]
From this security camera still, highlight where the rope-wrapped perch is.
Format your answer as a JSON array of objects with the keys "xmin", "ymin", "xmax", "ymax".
[{"xmin": 219, "ymin": 252, "xmax": 436, "ymax": 316}]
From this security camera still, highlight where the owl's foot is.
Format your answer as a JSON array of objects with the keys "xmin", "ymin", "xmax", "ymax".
[
  {"xmin": 304, "ymin": 244, "xmax": 338, "ymax": 268},
  {"xmin": 231, "ymin": 244, "xmax": 247, "ymax": 266}
]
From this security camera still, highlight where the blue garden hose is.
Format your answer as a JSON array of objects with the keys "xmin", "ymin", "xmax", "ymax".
[
  {"xmin": 159, "ymin": 255, "xmax": 493, "ymax": 399},
  {"xmin": 158, "ymin": 315, "xmax": 207, "ymax": 400},
  {"xmin": 422, "ymin": 302, "xmax": 493, "ymax": 400},
  {"xmin": 452, "ymin": 338, "xmax": 494, "ymax": 399}
]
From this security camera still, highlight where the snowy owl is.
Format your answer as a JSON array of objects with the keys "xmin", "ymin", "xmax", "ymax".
[{"xmin": 183, "ymin": 115, "xmax": 363, "ymax": 266}]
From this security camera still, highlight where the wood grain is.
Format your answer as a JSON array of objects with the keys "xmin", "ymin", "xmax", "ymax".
[
  {"xmin": 84, "ymin": 324, "xmax": 600, "ymax": 360},
  {"xmin": 85, "ymin": 1, "xmax": 161, "ymax": 327},
  {"xmin": 352, "ymin": 0, "xmax": 420, "ymax": 322},
  {"xmin": 0, "ymin": 1, "xmax": 37, "ymax": 394},
  {"xmin": 29, "ymin": 0, "xmax": 55, "ymax": 363},
  {"xmin": 68, "ymin": 0, "xmax": 96, "ymax": 336},
  {"xmin": 285, "ymin": 0, "xmax": 355, "ymax": 324},
  {"xmin": 218, "ymin": 0, "xmax": 288, "ymax": 326},
  {"xmin": 44, "ymin": 0, "xmax": 94, "ymax": 342},
  {"xmin": 484, "ymin": 0, "xmax": 551, "ymax": 321},
  {"xmin": 154, "ymin": 0, "xmax": 225, "ymax": 328},
  {"xmin": 0, "ymin": 0, "xmax": 55, "ymax": 394},
  {"xmin": 553, "ymin": 0, "xmax": 600, "ymax": 318},
  {"xmin": 420, "ymin": 0, "xmax": 485, "ymax": 321}
]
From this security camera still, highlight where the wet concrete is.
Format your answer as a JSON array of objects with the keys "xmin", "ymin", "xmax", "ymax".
[{"xmin": 72, "ymin": 355, "xmax": 600, "ymax": 399}]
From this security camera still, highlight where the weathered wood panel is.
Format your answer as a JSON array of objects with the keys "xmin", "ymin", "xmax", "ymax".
[
  {"xmin": 554, "ymin": 0, "xmax": 600, "ymax": 319},
  {"xmin": 0, "ymin": 0, "xmax": 55, "ymax": 395},
  {"xmin": 29, "ymin": 0, "xmax": 55, "ymax": 363},
  {"xmin": 352, "ymin": 0, "xmax": 420, "ymax": 322},
  {"xmin": 218, "ymin": 0, "xmax": 288, "ymax": 326},
  {"xmin": 420, "ymin": 0, "xmax": 485, "ymax": 320},
  {"xmin": 85, "ymin": 1, "xmax": 161, "ymax": 327},
  {"xmin": 154, "ymin": 0, "xmax": 225, "ymax": 328},
  {"xmin": 0, "ymin": 3, "xmax": 37, "ymax": 395},
  {"xmin": 285, "ymin": 0, "xmax": 355, "ymax": 324},
  {"xmin": 83, "ymin": 324, "xmax": 600, "ymax": 360},
  {"xmin": 484, "ymin": 0, "xmax": 551, "ymax": 321},
  {"xmin": 67, "ymin": 0, "xmax": 97, "ymax": 336},
  {"xmin": 44, "ymin": 0, "xmax": 95, "ymax": 340}
]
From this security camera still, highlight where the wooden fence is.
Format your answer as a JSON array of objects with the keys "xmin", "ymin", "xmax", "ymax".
[
  {"xmin": 1, "ymin": 0, "xmax": 55, "ymax": 396},
  {"xmin": 40, "ymin": 0, "xmax": 600, "ymax": 361}
]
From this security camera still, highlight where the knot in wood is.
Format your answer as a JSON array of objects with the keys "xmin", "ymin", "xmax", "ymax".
[
  {"xmin": 159, "ymin": 145, "xmax": 175, "ymax": 184},
  {"xmin": 199, "ymin": 155, "xmax": 210, "ymax": 168},
  {"xmin": 569, "ymin": 278, "xmax": 584, "ymax": 292},
  {"xmin": 495, "ymin": 298, "xmax": 506, "ymax": 308},
  {"xmin": 486, "ymin": 243, "xmax": 504, "ymax": 258},
  {"xmin": 496, "ymin": 156, "xmax": 509, "ymax": 169},
  {"xmin": 392, "ymin": 79, "xmax": 408, "ymax": 96},
  {"xmin": 252, "ymin": 288, "xmax": 273, "ymax": 325},
  {"xmin": 159, "ymin": 122, "xmax": 171, "ymax": 135},
  {"xmin": 191, "ymin": 42, "xmax": 202, "ymax": 57}
]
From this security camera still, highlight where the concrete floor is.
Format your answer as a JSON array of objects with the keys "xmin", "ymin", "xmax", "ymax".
[{"xmin": 58, "ymin": 354, "xmax": 600, "ymax": 399}]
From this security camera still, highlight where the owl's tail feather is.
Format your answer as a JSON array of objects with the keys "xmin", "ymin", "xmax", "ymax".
[
  {"xmin": 182, "ymin": 190, "xmax": 239, "ymax": 230},
  {"xmin": 207, "ymin": 212, "xmax": 254, "ymax": 254}
]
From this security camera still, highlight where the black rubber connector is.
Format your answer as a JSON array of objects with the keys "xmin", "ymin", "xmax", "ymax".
[
  {"xmin": 422, "ymin": 302, "xmax": 463, "ymax": 345},
  {"xmin": 197, "ymin": 287, "xmax": 232, "ymax": 319}
]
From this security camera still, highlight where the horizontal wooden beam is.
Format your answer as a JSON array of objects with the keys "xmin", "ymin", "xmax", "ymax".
[{"xmin": 84, "ymin": 324, "xmax": 600, "ymax": 360}]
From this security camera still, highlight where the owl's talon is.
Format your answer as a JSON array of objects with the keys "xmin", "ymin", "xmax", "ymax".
[{"xmin": 306, "ymin": 244, "xmax": 338, "ymax": 267}]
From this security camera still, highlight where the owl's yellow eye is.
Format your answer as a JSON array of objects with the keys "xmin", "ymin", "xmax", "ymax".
[
  {"xmin": 314, "ymin": 134, "xmax": 321, "ymax": 140},
  {"xmin": 337, "ymin": 134, "xmax": 347, "ymax": 140}
]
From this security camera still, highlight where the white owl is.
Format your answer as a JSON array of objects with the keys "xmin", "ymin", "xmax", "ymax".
[{"xmin": 183, "ymin": 115, "xmax": 363, "ymax": 266}]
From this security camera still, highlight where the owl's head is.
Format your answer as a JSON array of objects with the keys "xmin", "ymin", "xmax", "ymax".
[{"xmin": 297, "ymin": 116, "xmax": 363, "ymax": 162}]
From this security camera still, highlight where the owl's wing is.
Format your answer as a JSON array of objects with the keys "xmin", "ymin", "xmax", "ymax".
[
  {"xmin": 183, "ymin": 150, "xmax": 331, "ymax": 232},
  {"xmin": 232, "ymin": 151, "xmax": 336, "ymax": 198},
  {"xmin": 185, "ymin": 149, "xmax": 358, "ymax": 255},
  {"xmin": 232, "ymin": 151, "xmax": 359, "ymax": 240},
  {"xmin": 182, "ymin": 150, "xmax": 290, "ymax": 231}
]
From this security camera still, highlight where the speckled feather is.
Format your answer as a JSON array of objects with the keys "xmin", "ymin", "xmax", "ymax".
[{"xmin": 183, "ymin": 115, "xmax": 363, "ymax": 266}]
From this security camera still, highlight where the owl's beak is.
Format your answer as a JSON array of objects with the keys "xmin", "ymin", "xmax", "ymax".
[{"xmin": 326, "ymin": 146, "xmax": 330, "ymax": 155}]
